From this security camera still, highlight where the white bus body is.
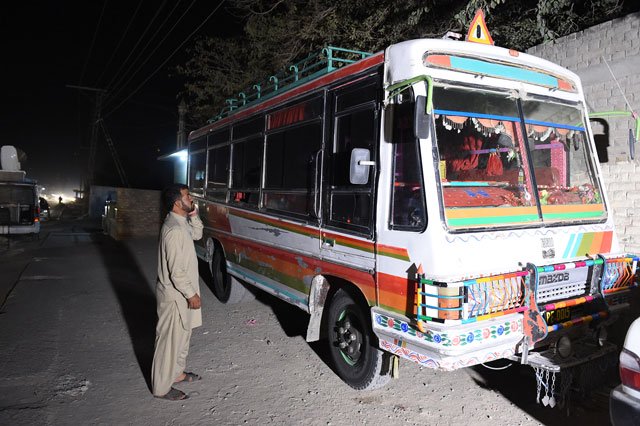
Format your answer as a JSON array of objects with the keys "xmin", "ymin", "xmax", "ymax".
[{"xmin": 188, "ymin": 38, "xmax": 638, "ymax": 396}]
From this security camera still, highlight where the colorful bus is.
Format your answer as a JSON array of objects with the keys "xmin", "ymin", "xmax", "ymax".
[{"xmin": 187, "ymin": 15, "xmax": 638, "ymax": 404}]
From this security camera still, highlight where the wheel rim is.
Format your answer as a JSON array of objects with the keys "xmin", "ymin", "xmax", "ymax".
[{"xmin": 334, "ymin": 308, "xmax": 363, "ymax": 367}]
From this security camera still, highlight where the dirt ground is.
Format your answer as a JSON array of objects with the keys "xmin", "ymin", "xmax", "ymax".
[{"xmin": 0, "ymin": 214, "xmax": 628, "ymax": 425}]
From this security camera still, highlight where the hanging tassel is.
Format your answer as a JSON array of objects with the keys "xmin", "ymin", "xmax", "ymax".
[{"xmin": 486, "ymin": 152, "xmax": 503, "ymax": 176}]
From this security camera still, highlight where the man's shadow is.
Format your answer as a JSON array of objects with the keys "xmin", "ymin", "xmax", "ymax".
[{"xmin": 92, "ymin": 234, "xmax": 157, "ymax": 390}]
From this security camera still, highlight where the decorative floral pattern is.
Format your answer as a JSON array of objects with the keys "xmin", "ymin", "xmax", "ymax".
[
  {"xmin": 375, "ymin": 313, "xmax": 521, "ymax": 347},
  {"xmin": 380, "ymin": 339, "xmax": 516, "ymax": 371}
]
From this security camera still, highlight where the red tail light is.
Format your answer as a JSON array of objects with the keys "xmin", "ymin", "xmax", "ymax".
[
  {"xmin": 35, "ymin": 206, "xmax": 40, "ymax": 222},
  {"xmin": 619, "ymin": 348, "xmax": 640, "ymax": 391}
]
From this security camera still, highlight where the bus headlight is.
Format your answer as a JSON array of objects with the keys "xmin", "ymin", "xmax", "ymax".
[{"xmin": 556, "ymin": 335, "xmax": 572, "ymax": 358}]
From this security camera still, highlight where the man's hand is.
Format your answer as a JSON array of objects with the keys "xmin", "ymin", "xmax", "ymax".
[
  {"xmin": 188, "ymin": 203, "xmax": 199, "ymax": 217},
  {"xmin": 187, "ymin": 294, "xmax": 201, "ymax": 309}
]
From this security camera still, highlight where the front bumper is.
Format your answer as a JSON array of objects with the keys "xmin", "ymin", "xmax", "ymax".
[{"xmin": 372, "ymin": 254, "xmax": 638, "ymax": 372}]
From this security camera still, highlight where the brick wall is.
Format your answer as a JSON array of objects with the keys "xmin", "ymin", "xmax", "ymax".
[
  {"xmin": 106, "ymin": 187, "xmax": 163, "ymax": 240},
  {"xmin": 527, "ymin": 12, "xmax": 640, "ymax": 254}
]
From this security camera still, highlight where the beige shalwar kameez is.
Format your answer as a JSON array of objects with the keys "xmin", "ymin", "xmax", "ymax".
[{"xmin": 151, "ymin": 211, "xmax": 203, "ymax": 396}]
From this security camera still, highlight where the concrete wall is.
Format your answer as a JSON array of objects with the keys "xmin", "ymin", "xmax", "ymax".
[
  {"xmin": 89, "ymin": 185, "xmax": 117, "ymax": 219},
  {"xmin": 104, "ymin": 187, "xmax": 163, "ymax": 240},
  {"xmin": 527, "ymin": 12, "xmax": 640, "ymax": 254}
]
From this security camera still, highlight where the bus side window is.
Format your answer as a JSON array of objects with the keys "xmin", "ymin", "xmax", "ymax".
[
  {"xmin": 389, "ymin": 89, "xmax": 426, "ymax": 231},
  {"xmin": 230, "ymin": 136, "xmax": 262, "ymax": 207},
  {"xmin": 206, "ymin": 145, "xmax": 230, "ymax": 202},
  {"xmin": 189, "ymin": 151, "xmax": 206, "ymax": 195},
  {"xmin": 331, "ymin": 109, "xmax": 375, "ymax": 229}
]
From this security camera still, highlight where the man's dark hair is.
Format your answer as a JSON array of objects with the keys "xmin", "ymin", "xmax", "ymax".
[{"xmin": 162, "ymin": 184, "xmax": 188, "ymax": 211}]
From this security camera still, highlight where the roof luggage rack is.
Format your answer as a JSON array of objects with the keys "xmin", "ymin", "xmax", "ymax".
[{"xmin": 208, "ymin": 46, "xmax": 373, "ymax": 123}]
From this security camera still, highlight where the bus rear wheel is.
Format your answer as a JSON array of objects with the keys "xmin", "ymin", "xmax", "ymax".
[
  {"xmin": 211, "ymin": 248, "xmax": 250, "ymax": 303},
  {"xmin": 326, "ymin": 288, "xmax": 391, "ymax": 390}
]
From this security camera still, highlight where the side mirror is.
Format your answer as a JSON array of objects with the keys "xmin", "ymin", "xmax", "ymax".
[
  {"xmin": 349, "ymin": 148, "xmax": 374, "ymax": 185},
  {"xmin": 414, "ymin": 95, "xmax": 430, "ymax": 139}
]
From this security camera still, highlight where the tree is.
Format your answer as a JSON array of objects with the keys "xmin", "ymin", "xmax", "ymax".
[{"xmin": 177, "ymin": 0, "xmax": 628, "ymax": 124}]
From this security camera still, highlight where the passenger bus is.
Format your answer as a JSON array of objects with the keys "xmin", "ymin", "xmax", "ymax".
[{"xmin": 187, "ymin": 13, "xmax": 638, "ymax": 405}]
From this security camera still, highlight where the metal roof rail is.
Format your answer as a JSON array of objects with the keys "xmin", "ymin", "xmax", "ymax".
[{"xmin": 207, "ymin": 46, "xmax": 373, "ymax": 123}]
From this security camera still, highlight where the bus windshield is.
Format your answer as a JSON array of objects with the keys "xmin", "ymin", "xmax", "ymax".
[{"xmin": 433, "ymin": 85, "xmax": 605, "ymax": 229}]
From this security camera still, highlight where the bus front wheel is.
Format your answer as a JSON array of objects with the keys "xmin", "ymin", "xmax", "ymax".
[{"xmin": 326, "ymin": 288, "xmax": 391, "ymax": 390}]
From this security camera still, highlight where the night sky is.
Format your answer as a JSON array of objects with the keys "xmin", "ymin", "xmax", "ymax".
[{"xmin": 2, "ymin": 1, "xmax": 237, "ymax": 195}]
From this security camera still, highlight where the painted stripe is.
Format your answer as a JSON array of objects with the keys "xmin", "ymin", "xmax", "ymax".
[
  {"xmin": 540, "ymin": 203, "xmax": 605, "ymax": 214},
  {"xmin": 576, "ymin": 233, "xmax": 595, "ymax": 257},
  {"xmin": 227, "ymin": 264, "xmax": 307, "ymax": 305},
  {"xmin": 591, "ymin": 232, "xmax": 604, "ymax": 255},
  {"xmin": 377, "ymin": 244, "xmax": 410, "ymax": 261},
  {"xmin": 217, "ymin": 232, "xmax": 377, "ymax": 304},
  {"xmin": 449, "ymin": 56, "xmax": 559, "ymax": 87},
  {"xmin": 542, "ymin": 211, "xmax": 607, "ymax": 221},
  {"xmin": 446, "ymin": 206, "xmax": 538, "ymax": 218},
  {"xmin": 231, "ymin": 209, "xmax": 318, "ymax": 239},
  {"xmin": 601, "ymin": 231, "xmax": 613, "ymax": 253},
  {"xmin": 447, "ymin": 214, "xmax": 540, "ymax": 227},
  {"xmin": 570, "ymin": 233, "xmax": 583, "ymax": 258},
  {"xmin": 524, "ymin": 119, "xmax": 584, "ymax": 132},
  {"xmin": 433, "ymin": 109, "xmax": 518, "ymax": 122},
  {"xmin": 560, "ymin": 231, "xmax": 614, "ymax": 257}
]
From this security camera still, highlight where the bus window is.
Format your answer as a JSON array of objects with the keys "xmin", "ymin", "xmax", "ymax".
[
  {"xmin": 521, "ymin": 98, "xmax": 603, "ymax": 218},
  {"xmin": 206, "ymin": 145, "xmax": 230, "ymax": 202},
  {"xmin": 233, "ymin": 116, "xmax": 263, "ymax": 140},
  {"xmin": 264, "ymin": 121, "xmax": 322, "ymax": 217},
  {"xmin": 433, "ymin": 86, "xmax": 536, "ymax": 228},
  {"xmin": 189, "ymin": 151, "xmax": 206, "ymax": 195},
  {"xmin": 208, "ymin": 127, "xmax": 230, "ymax": 146},
  {"xmin": 389, "ymin": 88, "xmax": 426, "ymax": 231},
  {"xmin": 328, "ymin": 107, "xmax": 376, "ymax": 232},
  {"xmin": 230, "ymin": 136, "xmax": 262, "ymax": 206}
]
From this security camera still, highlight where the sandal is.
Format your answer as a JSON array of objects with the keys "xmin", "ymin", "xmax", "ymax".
[
  {"xmin": 175, "ymin": 372, "xmax": 201, "ymax": 383},
  {"xmin": 156, "ymin": 388, "xmax": 188, "ymax": 401}
]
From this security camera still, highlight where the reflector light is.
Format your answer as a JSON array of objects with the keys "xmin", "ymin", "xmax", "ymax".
[{"xmin": 620, "ymin": 348, "xmax": 640, "ymax": 391}]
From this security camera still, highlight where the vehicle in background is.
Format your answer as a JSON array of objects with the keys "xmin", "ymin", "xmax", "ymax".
[
  {"xmin": 611, "ymin": 317, "xmax": 640, "ymax": 425},
  {"xmin": 0, "ymin": 145, "xmax": 40, "ymax": 236}
]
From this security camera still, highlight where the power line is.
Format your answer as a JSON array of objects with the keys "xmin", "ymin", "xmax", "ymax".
[
  {"xmin": 79, "ymin": 0, "xmax": 109, "ymax": 85},
  {"xmin": 95, "ymin": 0, "xmax": 145, "ymax": 87},
  {"xmin": 103, "ymin": 0, "xmax": 226, "ymax": 118},
  {"xmin": 104, "ymin": 0, "xmax": 169, "ymax": 91},
  {"xmin": 105, "ymin": 0, "xmax": 192, "ymax": 106}
]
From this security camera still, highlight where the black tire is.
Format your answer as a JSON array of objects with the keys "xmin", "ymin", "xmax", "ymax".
[
  {"xmin": 326, "ymin": 288, "xmax": 391, "ymax": 390},
  {"xmin": 210, "ymin": 248, "xmax": 249, "ymax": 304}
]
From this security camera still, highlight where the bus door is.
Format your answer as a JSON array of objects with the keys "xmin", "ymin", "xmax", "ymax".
[{"xmin": 321, "ymin": 74, "xmax": 380, "ymax": 271}]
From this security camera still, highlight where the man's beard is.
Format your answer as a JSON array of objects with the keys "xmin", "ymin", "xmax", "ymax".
[{"xmin": 180, "ymin": 201, "xmax": 195, "ymax": 213}]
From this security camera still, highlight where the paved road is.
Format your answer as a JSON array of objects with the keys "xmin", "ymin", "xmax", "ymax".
[{"xmin": 0, "ymin": 217, "xmax": 628, "ymax": 425}]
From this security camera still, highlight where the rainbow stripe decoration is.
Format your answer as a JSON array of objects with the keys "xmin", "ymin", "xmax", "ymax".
[
  {"xmin": 562, "ymin": 231, "xmax": 613, "ymax": 258},
  {"xmin": 542, "ymin": 294, "xmax": 598, "ymax": 313},
  {"xmin": 547, "ymin": 311, "xmax": 609, "ymax": 332}
]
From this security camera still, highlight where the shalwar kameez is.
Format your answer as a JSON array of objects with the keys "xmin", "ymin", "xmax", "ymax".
[{"xmin": 152, "ymin": 211, "xmax": 203, "ymax": 397}]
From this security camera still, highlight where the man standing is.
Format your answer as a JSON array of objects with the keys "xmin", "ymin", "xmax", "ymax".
[{"xmin": 152, "ymin": 184, "xmax": 204, "ymax": 400}]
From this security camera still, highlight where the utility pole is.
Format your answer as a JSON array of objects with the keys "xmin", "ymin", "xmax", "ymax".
[{"xmin": 66, "ymin": 85, "xmax": 107, "ymax": 195}]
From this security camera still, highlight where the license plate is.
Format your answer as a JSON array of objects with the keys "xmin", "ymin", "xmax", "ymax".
[{"xmin": 545, "ymin": 307, "xmax": 572, "ymax": 326}]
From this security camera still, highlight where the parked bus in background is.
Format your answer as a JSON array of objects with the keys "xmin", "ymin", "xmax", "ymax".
[
  {"xmin": 0, "ymin": 145, "xmax": 40, "ymax": 237},
  {"xmin": 187, "ymin": 11, "xmax": 638, "ymax": 406}
]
